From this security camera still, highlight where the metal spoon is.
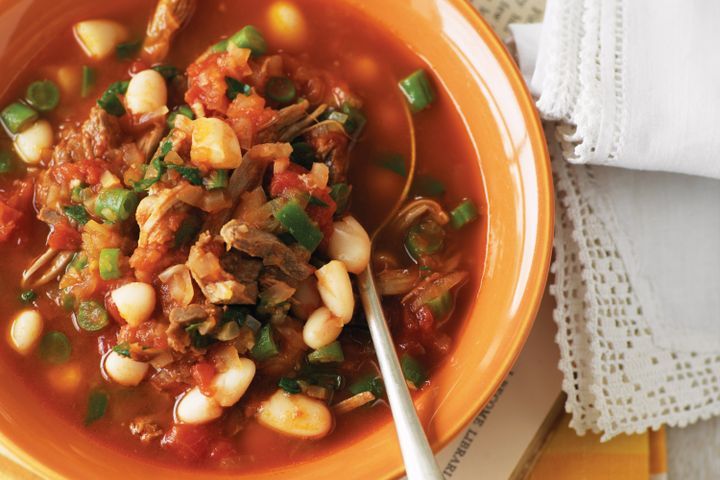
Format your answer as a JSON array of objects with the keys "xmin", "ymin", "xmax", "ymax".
[{"xmin": 358, "ymin": 103, "xmax": 443, "ymax": 480}]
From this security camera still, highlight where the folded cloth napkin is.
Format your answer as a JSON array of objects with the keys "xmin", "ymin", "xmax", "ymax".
[{"xmin": 510, "ymin": 0, "xmax": 720, "ymax": 440}]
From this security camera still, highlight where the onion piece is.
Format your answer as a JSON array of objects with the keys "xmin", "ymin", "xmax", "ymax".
[
  {"xmin": 376, "ymin": 268, "xmax": 419, "ymax": 296},
  {"xmin": 402, "ymin": 271, "xmax": 468, "ymax": 312}
]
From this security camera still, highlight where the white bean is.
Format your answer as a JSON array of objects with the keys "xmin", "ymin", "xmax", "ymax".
[
  {"xmin": 212, "ymin": 357, "xmax": 256, "ymax": 407},
  {"xmin": 126, "ymin": 69, "xmax": 167, "ymax": 115},
  {"xmin": 110, "ymin": 282, "xmax": 156, "ymax": 327},
  {"xmin": 73, "ymin": 20, "xmax": 129, "ymax": 60},
  {"xmin": 14, "ymin": 120, "xmax": 53, "ymax": 165},
  {"xmin": 103, "ymin": 351, "xmax": 149, "ymax": 386},
  {"xmin": 267, "ymin": 1, "xmax": 308, "ymax": 49},
  {"xmin": 302, "ymin": 307, "xmax": 343, "ymax": 349},
  {"xmin": 315, "ymin": 260, "xmax": 354, "ymax": 323},
  {"xmin": 327, "ymin": 215, "xmax": 371, "ymax": 274},
  {"xmin": 257, "ymin": 389, "xmax": 333, "ymax": 439},
  {"xmin": 9, "ymin": 310, "xmax": 44, "ymax": 355},
  {"xmin": 175, "ymin": 386, "xmax": 223, "ymax": 425},
  {"xmin": 191, "ymin": 117, "xmax": 242, "ymax": 169}
]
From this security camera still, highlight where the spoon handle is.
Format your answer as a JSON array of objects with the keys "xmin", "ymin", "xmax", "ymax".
[{"xmin": 358, "ymin": 267, "xmax": 443, "ymax": 480}]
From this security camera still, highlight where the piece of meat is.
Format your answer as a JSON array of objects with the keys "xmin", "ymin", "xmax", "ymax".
[
  {"xmin": 202, "ymin": 143, "xmax": 291, "ymax": 234},
  {"xmin": 130, "ymin": 183, "xmax": 201, "ymax": 282},
  {"xmin": 52, "ymin": 106, "xmax": 123, "ymax": 165},
  {"xmin": 255, "ymin": 100, "xmax": 311, "ymax": 144},
  {"xmin": 130, "ymin": 416, "xmax": 164, "ymax": 443},
  {"xmin": 150, "ymin": 359, "xmax": 194, "ymax": 392},
  {"xmin": 167, "ymin": 303, "xmax": 219, "ymax": 352},
  {"xmin": 220, "ymin": 251, "xmax": 263, "ymax": 285},
  {"xmin": 220, "ymin": 220, "xmax": 314, "ymax": 281},
  {"xmin": 186, "ymin": 232, "xmax": 259, "ymax": 304},
  {"xmin": 305, "ymin": 122, "xmax": 350, "ymax": 184},
  {"xmin": 141, "ymin": 0, "xmax": 196, "ymax": 65}
]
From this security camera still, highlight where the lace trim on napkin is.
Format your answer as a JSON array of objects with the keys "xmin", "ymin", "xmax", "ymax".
[{"xmin": 551, "ymin": 139, "xmax": 720, "ymax": 439}]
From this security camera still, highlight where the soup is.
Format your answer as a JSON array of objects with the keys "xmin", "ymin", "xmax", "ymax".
[{"xmin": 0, "ymin": 0, "xmax": 483, "ymax": 471}]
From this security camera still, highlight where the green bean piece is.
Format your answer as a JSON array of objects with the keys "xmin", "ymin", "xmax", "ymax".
[
  {"xmin": 76, "ymin": 300, "xmax": 109, "ymax": 332},
  {"xmin": 405, "ymin": 218, "xmax": 445, "ymax": 260},
  {"xmin": 425, "ymin": 291, "xmax": 453, "ymax": 319},
  {"xmin": 167, "ymin": 105, "xmax": 194, "ymax": 129},
  {"xmin": 98, "ymin": 248, "xmax": 121, "ymax": 280},
  {"xmin": 1, "ymin": 102, "xmax": 38, "ymax": 134},
  {"xmin": 203, "ymin": 169, "xmax": 228, "ymax": 190},
  {"xmin": 401, "ymin": 354, "xmax": 427, "ymax": 388},
  {"xmin": 274, "ymin": 199, "xmax": 323, "ymax": 252},
  {"xmin": 251, "ymin": 324, "xmax": 279, "ymax": 361},
  {"xmin": 308, "ymin": 341, "xmax": 344, "ymax": 364},
  {"xmin": 398, "ymin": 69, "xmax": 435, "ymax": 113},
  {"xmin": 26, "ymin": 80, "xmax": 60, "ymax": 112},
  {"xmin": 229, "ymin": 26, "xmax": 267, "ymax": 56},
  {"xmin": 278, "ymin": 377, "xmax": 301, "ymax": 394},
  {"xmin": 94, "ymin": 188, "xmax": 138, "ymax": 223},
  {"xmin": 81, "ymin": 66, "xmax": 96, "ymax": 98},
  {"xmin": 19, "ymin": 290, "xmax": 37, "ymax": 304},
  {"xmin": 39, "ymin": 331, "xmax": 72, "ymax": 364},
  {"xmin": 84, "ymin": 389, "xmax": 109, "ymax": 426},
  {"xmin": 265, "ymin": 77, "xmax": 296, "ymax": 105},
  {"xmin": 449, "ymin": 199, "xmax": 479, "ymax": 229}
]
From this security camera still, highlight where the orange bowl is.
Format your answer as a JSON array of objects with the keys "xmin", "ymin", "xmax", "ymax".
[{"xmin": 0, "ymin": 0, "xmax": 552, "ymax": 478}]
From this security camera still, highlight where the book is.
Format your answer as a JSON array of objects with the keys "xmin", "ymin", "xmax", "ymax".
[{"xmin": 431, "ymin": 292, "xmax": 564, "ymax": 480}]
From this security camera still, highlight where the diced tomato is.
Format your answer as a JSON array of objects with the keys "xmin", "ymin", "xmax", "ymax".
[
  {"xmin": 396, "ymin": 305, "xmax": 450, "ymax": 358},
  {"xmin": 47, "ymin": 221, "xmax": 81, "ymax": 250},
  {"xmin": 0, "ymin": 179, "xmax": 34, "ymax": 242},
  {"xmin": 0, "ymin": 200, "xmax": 22, "ymax": 242},
  {"xmin": 192, "ymin": 362, "xmax": 217, "ymax": 397},
  {"xmin": 52, "ymin": 158, "xmax": 106, "ymax": 186},
  {"xmin": 185, "ymin": 50, "xmax": 252, "ymax": 115},
  {"xmin": 161, "ymin": 424, "xmax": 212, "ymax": 463},
  {"xmin": 226, "ymin": 92, "xmax": 276, "ymax": 149},
  {"xmin": 118, "ymin": 321, "xmax": 169, "ymax": 350}
]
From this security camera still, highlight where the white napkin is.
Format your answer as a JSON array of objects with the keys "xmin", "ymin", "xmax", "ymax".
[{"xmin": 511, "ymin": 0, "xmax": 720, "ymax": 439}]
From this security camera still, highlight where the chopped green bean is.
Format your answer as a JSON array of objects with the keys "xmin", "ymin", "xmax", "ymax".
[
  {"xmin": 39, "ymin": 331, "xmax": 71, "ymax": 364},
  {"xmin": 449, "ymin": 199, "xmax": 479, "ymax": 229},
  {"xmin": 76, "ymin": 300, "xmax": 109, "ymax": 332},
  {"xmin": 84, "ymin": 389, "xmax": 109, "ymax": 426},
  {"xmin": 274, "ymin": 199, "xmax": 323, "ymax": 252},
  {"xmin": 401, "ymin": 354, "xmax": 427, "ymax": 388},
  {"xmin": 229, "ymin": 26, "xmax": 267, "ymax": 56},
  {"xmin": 81, "ymin": 66, "xmax": 96, "ymax": 98},
  {"xmin": 405, "ymin": 218, "xmax": 445, "ymax": 260},
  {"xmin": 98, "ymin": 248, "xmax": 121, "ymax": 280},
  {"xmin": 94, "ymin": 188, "xmax": 138, "ymax": 223},
  {"xmin": 1, "ymin": 102, "xmax": 38, "ymax": 134},
  {"xmin": 265, "ymin": 77, "xmax": 296, "ymax": 105},
  {"xmin": 19, "ymin": 290, "xmax": 37, "ymax": 303},
  {"xmin": 349, "ymin": 374, "xmax": 385, "ymax": 398},
  {"xmin": 210, "ymin": 38, "xmax": 229, "ymax": 53},
  {"xmin": 399, "ymin": 69, "xmax": 435, "ymax": 113},
  {"xmin": 308, "ymin": 342, "xmax": 344, "ymax": 363},
  {"xmin": 26, "ymin": 80, "xmax": 60, "ymax": 112},
  {"xmin": 425, "ymin": 291, "xmax": 453, "ymax": 318},
  {"xmin": 251, "ymin": 324, "xmax": 279, "ymax": 361},
  {"xmin": 341, "ymin": 102, "xmax": 367, "ymax": 136}
]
